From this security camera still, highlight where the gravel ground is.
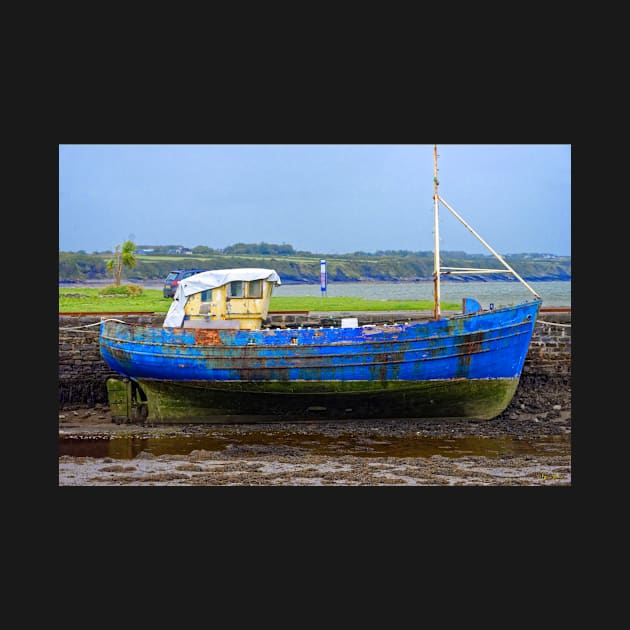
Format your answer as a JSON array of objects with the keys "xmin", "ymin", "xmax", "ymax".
[{"xmin": 58, "ymin": 374, "xmax": 571, "ymax": 486}]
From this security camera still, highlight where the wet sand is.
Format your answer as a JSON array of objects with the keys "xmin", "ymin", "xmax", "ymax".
[{"xmin": 58, "ymin": 375, "xmax": 571, "ymax": 486}]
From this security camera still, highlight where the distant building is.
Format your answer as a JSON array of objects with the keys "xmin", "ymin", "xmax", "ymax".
[{"xmin": 167, "ymin": 247, "xmax": 192, "ymax": 255}]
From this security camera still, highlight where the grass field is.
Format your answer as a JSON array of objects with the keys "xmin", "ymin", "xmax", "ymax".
[{"xmin": 59, "ymin": 287, "xmax": 459, "ymax": 313}]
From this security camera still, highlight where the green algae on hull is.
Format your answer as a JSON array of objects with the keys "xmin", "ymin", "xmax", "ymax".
[{"xmin": 109, "ymin": 377, "xmax": 520, "ymax": 424}]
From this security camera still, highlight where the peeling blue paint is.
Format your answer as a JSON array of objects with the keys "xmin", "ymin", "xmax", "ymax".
[
  {"xmin": 99, "ymin": 300, "xmax": 541, "ymax": 420},
  {"xmin": 101, "ymin": 301, "xmax": 541, "ymax": 383}
]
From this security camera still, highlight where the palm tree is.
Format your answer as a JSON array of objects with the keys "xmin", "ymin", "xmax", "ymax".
[{"xmin": 106, "ymin": 240, "xmax": 137, "ymax": 286}]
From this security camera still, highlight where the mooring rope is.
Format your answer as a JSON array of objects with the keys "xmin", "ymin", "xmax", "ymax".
[
  {"xmin": 537, "ymin": 319, "xmax": 571, "ymax": 328},
  {"xmin": 59, "ymin": 318, "xmax": 129, "ymax": 332},
  {"xmin": 61, "ymin": 317, "xmax": 571, "ymax": 331}
]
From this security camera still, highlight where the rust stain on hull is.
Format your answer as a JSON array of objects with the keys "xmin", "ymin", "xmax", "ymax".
[
  {"xmin": 193, "ymin": 329, "xmax": 224, "ymax": 345},
  {"xmin": 457, "ymin": 330, "xmax": 486, "ymax": 378}
]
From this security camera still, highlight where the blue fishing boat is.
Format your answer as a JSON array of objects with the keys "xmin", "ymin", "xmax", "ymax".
[{"xmin": 99, "ymin": 145, "xmax": 542, "ymax": 423}]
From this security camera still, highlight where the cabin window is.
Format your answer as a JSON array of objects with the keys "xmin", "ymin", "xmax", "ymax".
[
  {"xmin": 228, "ymin": 281, "xmax": 244, "ymax": 298},
  {"xmin": 200, "ymin": 289, "xmax": 213, "ymax": 302},
  {"xmin": 248, "ymin": 279, "xmax": 262, "ymax": 298}
]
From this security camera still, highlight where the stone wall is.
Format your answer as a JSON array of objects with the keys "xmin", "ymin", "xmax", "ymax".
[
  {"xmin": 522, "ymin": 312, "xmax": 571, "ymax": 377},
  {"xmin": 59, "ymin": 315, "xmax": 163, "ymax": 407},
  {"xmin": 58, "ymin": 311, "xmax": 571, "ymax": 407}
]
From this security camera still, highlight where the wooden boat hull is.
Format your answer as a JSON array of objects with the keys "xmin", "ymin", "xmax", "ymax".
[
  {"xmin": 107, "ymin": 376, "xmax": 519, "ymax": 423},
  {"xmin": 99, "ymin": 299, "xmax": 541, "ymax": 423}
]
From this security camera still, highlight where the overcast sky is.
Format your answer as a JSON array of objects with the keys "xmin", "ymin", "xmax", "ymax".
[{"xmin": 58, "ymin": 144, "xmax": 571, "ymax": 256}]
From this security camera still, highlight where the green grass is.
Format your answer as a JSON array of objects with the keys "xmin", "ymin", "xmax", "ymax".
[
  {"xmin": 59, "ymin": 288, "xmax": 170, "ymax": 313},
  {"xmin": 269, "ymin": 296, "xmax": 459, "ymax": 311},
  {"xmin": 58, "ymin": 287, "xmax": 460, "ymax": 313}
]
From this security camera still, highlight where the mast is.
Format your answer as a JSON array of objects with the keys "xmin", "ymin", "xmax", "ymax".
[
  {"xmin": 431, "ymin": 144, "xmax": 542, "ymax": 302},
  {"xmin": 433, "ymin": 144, "xmax": 441, "ymax": 320}
]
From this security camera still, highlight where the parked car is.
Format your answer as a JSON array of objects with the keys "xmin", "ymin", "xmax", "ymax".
[{"xmin": 163, "ymin": 269, "xmax": 208, "ymax": 298}]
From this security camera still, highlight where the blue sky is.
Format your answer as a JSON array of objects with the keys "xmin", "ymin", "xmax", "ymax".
[{"xmin": 58, "ymin": 144, "xmax": 571, "ymax": 256}]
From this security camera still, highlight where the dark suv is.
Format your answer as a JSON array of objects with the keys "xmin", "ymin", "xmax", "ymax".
[{"xmin": 163, "ymin": 269, "xmax": 208, "ymax": 298}]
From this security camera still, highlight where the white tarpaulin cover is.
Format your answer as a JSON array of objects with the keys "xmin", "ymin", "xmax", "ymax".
[{"xmin": 163, "ymin": 268, "xmax": 282, "ymax": 328}]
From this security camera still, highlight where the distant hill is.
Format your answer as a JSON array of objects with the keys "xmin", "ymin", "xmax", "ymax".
[{"xmin": 59, "ymin": 245, "xmax": 571, "ymax": 283}]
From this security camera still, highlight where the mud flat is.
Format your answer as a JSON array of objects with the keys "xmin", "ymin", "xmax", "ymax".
[{"xmin": 58, "ymin": 374, "xmax": 571, "ymax": 486}]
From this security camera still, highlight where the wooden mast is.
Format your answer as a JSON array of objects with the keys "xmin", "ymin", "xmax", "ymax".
[
  {"xmin": 431, "ymin": 145, "xmax": 541, "ymax": 314},
  {"xmin": 433, "ymin": 144, "xmax": 441, "ymax": 320}
]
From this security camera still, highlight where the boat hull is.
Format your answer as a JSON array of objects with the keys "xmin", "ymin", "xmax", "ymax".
[
  {"xmin": 125, "ymin": 376, "xmax": 520, "ymax": 423},
  {"xmin": 99, "ymin": 300, "xmax": 540, "ymax": 423}
]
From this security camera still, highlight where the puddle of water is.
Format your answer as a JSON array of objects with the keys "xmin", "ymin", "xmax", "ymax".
[{"xmin": 58, "ymin": 432, "xmax": 570, "ymax": 460}]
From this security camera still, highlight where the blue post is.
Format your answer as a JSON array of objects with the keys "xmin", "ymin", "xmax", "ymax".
[{"xmin": 320, "ymin": 259, "xmax": 327, "ymax": 296}]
